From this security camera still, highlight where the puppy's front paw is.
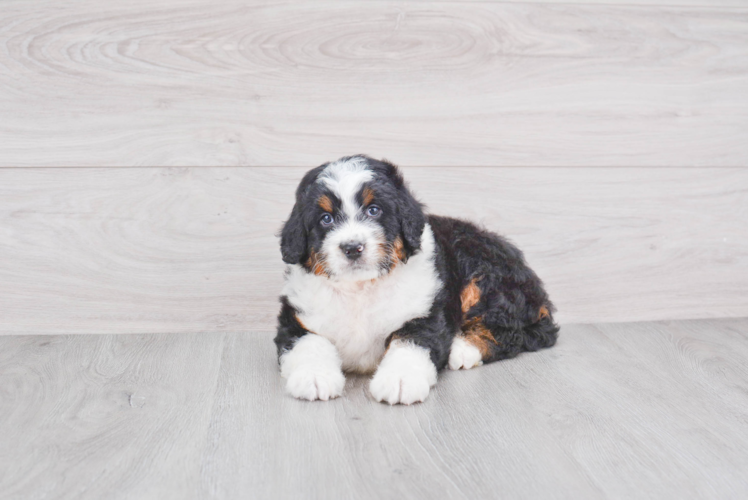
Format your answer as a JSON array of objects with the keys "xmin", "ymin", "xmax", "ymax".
[
  {"xmin": 370, "ymin": 368, "xmax": 432, "ymax": 405},
  {"xmin": 448, "ymin": 336, "xmax": 483, "ymax": 370},
  {"xmin": 280, "ymin": 334, "xmax": 345, "ymax": 402},
  {"xmin": 370, "ymin": 341, "xmax": 437, "ymax": 405},
  {"xmin": 285, "ymin": 367, "xmax": 345, "ymax": 401}
]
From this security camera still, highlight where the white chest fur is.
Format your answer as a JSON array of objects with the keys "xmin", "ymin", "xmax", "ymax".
[{"xmin": 281, "ymin": 224, "xmax": 442, "ymax": 373}]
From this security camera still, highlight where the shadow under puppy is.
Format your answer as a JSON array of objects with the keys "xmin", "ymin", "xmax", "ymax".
[{"xmin": 275, "ymin": 155, "xmax": 559, "ymax": 405}]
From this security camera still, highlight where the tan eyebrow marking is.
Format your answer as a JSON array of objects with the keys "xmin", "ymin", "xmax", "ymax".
[
  {"xmin": 362, "ymin": 187, "xmax": 374, "ymax": 206},
  {"xmin": 318, "ymin": 195, "xmax": 333, "ymax": 212}
]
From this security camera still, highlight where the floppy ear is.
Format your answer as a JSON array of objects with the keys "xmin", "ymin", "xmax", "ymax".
[
  {"xmin": 279, "ymin": 165, "xmax": 327, "ymax": 264},
  {"xmin": 397, "ymin": 185, "xmax": 426, "ymax": 256},
  {"xmin": 385, "ymin": 166, "xmax": 425, "ymax": 255},
  {"xmin": 280, "ymin": 204, "xmax": 308, "ymax": 264},
  {"xmin": 371, "ymin": 159, "xmax": 426, "ymax": 256}
]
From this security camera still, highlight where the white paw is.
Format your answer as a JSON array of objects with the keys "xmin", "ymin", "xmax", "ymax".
[
  {"xmin": 369, "ymin": 341, "xmax": 437, "ymax": 405},
  {"xmin": 448, "ymin": 336, "xmax": 483, "ymax": 370},
  {"xmin": 285, "ymin": 367, "xmax": 345, "ymax": 401},
  {"xmin": 280, "ymin": 334, "xmax": 345, "ymax": 402}
]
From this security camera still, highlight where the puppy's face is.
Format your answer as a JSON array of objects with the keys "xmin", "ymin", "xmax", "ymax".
[{"xmin": 280, "ymin": 156, "xmax": 425, "ymax": 281}]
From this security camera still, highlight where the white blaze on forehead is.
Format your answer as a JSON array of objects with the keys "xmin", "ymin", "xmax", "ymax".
[
  {"xmin": 317, "ymin": 157, "xmax": 382, "ymax": 280},
  {"xmin": 318, "ymin": 157, "xmax": 373, "ymax": 219}
]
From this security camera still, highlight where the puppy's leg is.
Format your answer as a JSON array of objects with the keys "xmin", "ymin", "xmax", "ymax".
[
  {"xmin": 370, "ymin": 340, "xmax": 437, "ymax": 405},
  {"xmin": 448, "ymin": 336, "xmax": 483, "ymax": 370},
  {"xmin": 280, "ymin": 334, "xmax": 345, "ymax": 401},
  {"xmin": 369, "ymin": 316, "xmax": 446, "ymax": 405},
  {"xmin": 455, "ymin": 273, "xmax": 559, "ymax": 367},
  {"xmin": 275, "ymin": 298, "xmax": 344, "ymax": 401}
]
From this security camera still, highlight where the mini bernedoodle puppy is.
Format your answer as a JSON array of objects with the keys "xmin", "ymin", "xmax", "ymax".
[{"xmin": 275, "ymin": 155, "xmax": 559, "ymax": 405}]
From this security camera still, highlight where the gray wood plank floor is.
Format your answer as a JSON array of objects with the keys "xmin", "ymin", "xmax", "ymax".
[{"xmin": 2, "ymin": 318, "xmax": 747, "ymax": 499}]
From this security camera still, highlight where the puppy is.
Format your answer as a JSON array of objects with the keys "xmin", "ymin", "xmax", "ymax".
[{"xmin": 275, "ymin": 155, "xmax": 559, "ymax": 404}]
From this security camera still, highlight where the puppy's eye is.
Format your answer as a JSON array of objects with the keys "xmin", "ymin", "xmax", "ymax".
[
  {"xmin": 366, "ymin": 206, "xmax": 381, "ymax": 217},
  {"xmin": 320, "ymin": 213, "xmax": 334, "ymax": 226}
]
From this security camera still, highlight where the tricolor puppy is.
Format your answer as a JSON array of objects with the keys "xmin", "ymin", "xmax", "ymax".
[{"xmin": 275, "ymin": 155, "xmax": 559, "ymax": 405}]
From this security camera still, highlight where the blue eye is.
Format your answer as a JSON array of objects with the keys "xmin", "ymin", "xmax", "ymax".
[
  {"xmin": 366, "ymin": 206, "xmax": 381, "ymax": 217},
  {"xmin": 320, "ymin": 213, "xmax": 334, "ymax": 226}
]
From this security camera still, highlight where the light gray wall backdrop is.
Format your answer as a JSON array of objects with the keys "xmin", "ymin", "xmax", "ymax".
[{"xmin": 1, "ymin": 0, "xmax": 746, "ymax": 334}]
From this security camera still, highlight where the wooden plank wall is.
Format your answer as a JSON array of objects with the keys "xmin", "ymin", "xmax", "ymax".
[
  {"xmin": 2, "ymin": 1, "xmax": 748, "ymax": 167},
  {"xmin": 0, "ymin": 1, "xmax": 746, "ymax": 334}
]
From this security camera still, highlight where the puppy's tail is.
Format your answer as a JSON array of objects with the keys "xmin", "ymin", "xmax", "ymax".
[{"xmin": 522, "ymin": 314, "xmax": 559, "ymax": 352}]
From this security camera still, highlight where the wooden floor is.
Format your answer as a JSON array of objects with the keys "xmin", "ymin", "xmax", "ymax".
[{"xmin": 2, "ymin": 317, "xmax": 748, "ymax": 499}]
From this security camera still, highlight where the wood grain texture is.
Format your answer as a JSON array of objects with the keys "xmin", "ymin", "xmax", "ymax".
[
  {"xmin": 0, "ymin": 332, "xmax": 227, "ymax": 500},
  {"xmin": 0, "ymin": 166, "xmax": 745, "ymax": 334},
  {"xmin": 1, "ymin": 1, "xmax": 747, "ymax": 167},
  {"xmin": 2, "ymin": 318, "xmax": 748, "ymax": 499}
]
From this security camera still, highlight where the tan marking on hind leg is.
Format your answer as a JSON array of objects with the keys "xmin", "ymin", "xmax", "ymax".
[
  {"xmin": 462, "ymin": 317, "xmax": 498, "ymax": 359},
  {"xmin": 538, "ymin": 305, "xmax": 550, "ymax": 320},
  {"xmin": 450, "ymin": 318, "xmax": 499, "ymax": 370},
  {"xmin": 460, "ymin": 278, "xmax": 481, "ymax": 313},
  {"xmin": 448, "ymin": 336, "xmax": 483, "ymax": 370}
]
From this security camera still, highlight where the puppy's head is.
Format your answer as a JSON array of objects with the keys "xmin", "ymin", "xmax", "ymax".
[{"xmin": 280, "ymin": 155, "xmax": 425, "ymax": 281}]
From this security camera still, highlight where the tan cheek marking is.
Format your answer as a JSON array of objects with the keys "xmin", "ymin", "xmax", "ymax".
[
  {"xmin": 461, "ymin": 318, "xmax": 498, "ymax": 359},
  {"xmin": 393, "ymin": 237, "xmax": 406, "ymax": 261},
  {"xmin": 538, "ymin": 305, "xmax": 550, "ymax": 320},
  {"xmin": 318, "ymin": 195, "xmax": 333, "ymax": 213},
  {"xmin": 387, "ymin": 237, "xmax": 406, "ymax": 270},
  {"xmin": 305, "ymin": 249, "xmax": 329, "ymax": 277},
  {"xmin": 376, "ymin": 240, "xmax": 387, "ymax": 262},
  {"xmin": 362, "ymin": 187, "xmax": 374, "ymax": 206},
  {"xmin": 460, "ymin": 278, "xmax": 481, "ymax": 314},
  {"xmin": 378, "ymin": 237, "xmax": 406, "ymax": 273}
]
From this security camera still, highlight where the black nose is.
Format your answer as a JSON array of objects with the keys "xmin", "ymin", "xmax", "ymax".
[{"xmin": 340, "ymin": 242, "xmax": 365, "ymax": 260}]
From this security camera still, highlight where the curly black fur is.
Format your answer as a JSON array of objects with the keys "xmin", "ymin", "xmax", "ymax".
[{"xmin": 428, "ymin": 215, "xmax": 559, "ymax": 365}]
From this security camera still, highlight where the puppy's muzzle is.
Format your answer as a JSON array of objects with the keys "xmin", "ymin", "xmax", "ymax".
[{"xmin": 340, "ymin": 242, "xmax": 365, "ymax": 261}]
